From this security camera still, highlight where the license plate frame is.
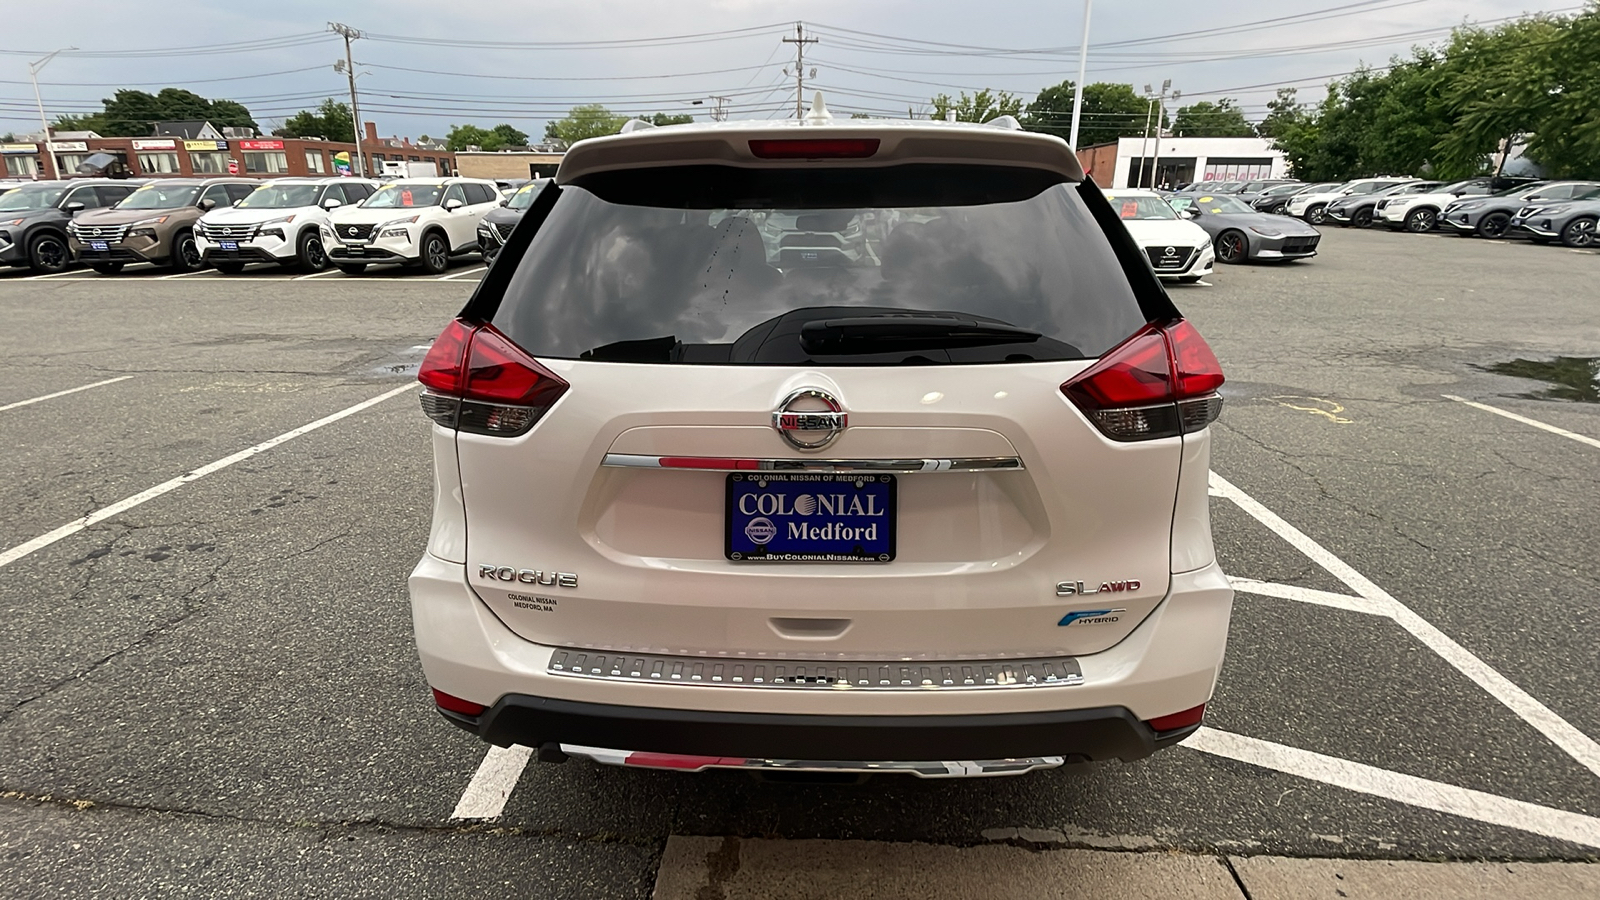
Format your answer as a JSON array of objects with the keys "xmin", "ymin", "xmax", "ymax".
[
  {"xmin": 219, "ymin": 240, "xmax": 238, "ymax": 251},
  {"xmin": 725, "ymin": 472, "xmax": 896, "ymax": 563},
  {"xmin": 89, "ymin": 241, "xmax": 108, "ymax": 251}
]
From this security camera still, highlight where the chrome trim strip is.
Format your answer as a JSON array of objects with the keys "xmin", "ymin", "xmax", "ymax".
[
  {"xmin": 560, "ymin": 745, "xmax": 1065, "ymax": 778},
  {"xmin": 599, "ymin": 453, "xmax": 1024, "ymax": 473},
  {"xmin": 548, "ymin": 649, "xmax": 1082, "ymax": 691}
]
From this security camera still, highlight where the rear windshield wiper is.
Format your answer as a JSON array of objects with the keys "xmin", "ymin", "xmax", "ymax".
[{"xmin": 799, "ymin": 315, "xmax": 1042, "ymax": 354}]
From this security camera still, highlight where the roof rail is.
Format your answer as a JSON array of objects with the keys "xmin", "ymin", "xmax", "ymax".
[
  {"xmin": 619, "ymin": 119, "xmax": 656, "ymax": 135},
  {"xmin": 984, "ymin": 115, "xmax": 1023, "ymax": 131}
]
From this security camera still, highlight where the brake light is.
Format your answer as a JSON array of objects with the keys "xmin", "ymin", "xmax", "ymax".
[
  {"xmin": 431, "ymin": 688, "xmax": 487, "ymax": 717},
  {"xmin": 748, "ymin": 138, "xmax": 881, "ymax": 159},
  {"xmin": 417, "ymin": 319, "xmax": 569, "ymax": 436},
  {"xmin": 1062, "ymin": 320, "xmax": 1224, "ymax": 441},
  {"xmin": 1146, "ymin": 703, "xmax": 1206, "ymax": 733}
]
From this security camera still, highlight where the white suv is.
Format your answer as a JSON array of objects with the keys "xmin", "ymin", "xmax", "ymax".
[
  {"xmin": 325, "ymin": 177, "xmax": 500, "ymax": 274},
  {"xmin": 409, "ymin": 114, "xmax": 1234, "ymax": 777},
  {"xmin": 1284, "ymin": 177, "xmax": 1415, "ymax": 224},
  {"xmin": 196, "ymin": 177, "xmax": 378, "ymax": 273}
]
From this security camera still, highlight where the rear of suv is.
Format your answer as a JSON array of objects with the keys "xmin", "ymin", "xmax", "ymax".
[
  {"xmin": 324, "ymin": 177, "xmax": 500, "ymax": 274},
  {"xmin": 68, "ymin": 178, "xmax": 256, "ymax": 273},
  {"xmin": 409, "ymin": 114, "xmax": 1234, "ymax": 777},
  {"xmin": 0, "ymin": 179, "xmax": 141, "ymax": 274},
  {"xmin": 196, "ymin": 177, "xmax": 378, "ymax": 273}
]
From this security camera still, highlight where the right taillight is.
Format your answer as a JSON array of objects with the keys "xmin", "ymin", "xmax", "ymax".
[
  {"xmin": 417, "ymin": 319, "xmax": 569, "ymax": 437},
  {"xmin": 1062, "ymin": 320, "xmax": 1224, "ymax": 441}
]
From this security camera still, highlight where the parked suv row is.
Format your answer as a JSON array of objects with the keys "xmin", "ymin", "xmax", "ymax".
[
  {"xmin": 196, "ymin": 177, "xmax": 379, "ymax": 273},
  {"xmin": 323, "ymin": 177, "xmax": 501, "ymax": 275},
  {"xmin": 68, "ymin": 178, "xmax": 258, "ymax": 273}
]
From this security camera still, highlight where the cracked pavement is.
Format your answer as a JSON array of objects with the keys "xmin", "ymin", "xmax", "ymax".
[{"xmin": 1, "ymin": 227, "xmax": 1598, "ymax": 896}]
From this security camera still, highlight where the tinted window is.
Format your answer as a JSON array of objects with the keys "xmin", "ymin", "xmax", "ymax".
[
  {"xmin": 443, "ymin": 184, "xmax": 468, "ymax": 206},
  {"xmin": 489, "ymin": 165, "xmax": 1147, "ymax": 366},
  {"xmin": 96, "ymin": 185, "xmax": 136, "ymax": 206},
  {"xmin": 200, "ymin": 184, "xmax": 234, "ymax": 207},
  {"xmin": 346, "ymin": 182, "xmax": 374, "ymax": 200},
  {"xmin": 464, "ymin": 183, "xmax": 495, "ymax": 205},
  {"xmin": 63, "ymin": 186, "xmax": 102, "ymax": 209},
  {"xmin": 225, "ymin": 183, "xmax": 256, "ymax": 203}
]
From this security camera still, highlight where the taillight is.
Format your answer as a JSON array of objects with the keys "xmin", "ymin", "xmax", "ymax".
[
  {"xmin": 1062, "ymin": 320, "xmax": 1224, "ymax": 441},
  {"xmin": 417, "ymin": 319, "xmax": 569, "ymax": 437},
  {"xmin": 748, "ymin": 138, "xmax": 881, "ymax": 159},
  {"xmin": 431, "ymin": 688, "xmax": 487, "ymax": 717},
  {"xmin": 1146, "ymin": 702, "xmax": 1206, "ymax": 733}
]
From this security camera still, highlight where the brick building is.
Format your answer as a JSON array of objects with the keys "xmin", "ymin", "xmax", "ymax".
[{"xmin": 3, "ymin": 121, "xmax": 455, "ymax": 181}]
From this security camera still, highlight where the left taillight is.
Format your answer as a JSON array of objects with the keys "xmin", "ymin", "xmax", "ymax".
[
  {"xmin": 1061, "ymin": 319, "xmax": 1224, "ymax": 442},
  {"xmin": 417, "ymin": 319, "xmax": 568, "ymax": 437}
]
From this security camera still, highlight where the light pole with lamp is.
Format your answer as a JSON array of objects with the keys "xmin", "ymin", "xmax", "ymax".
[
  {"xmin": 28, "ymin": 47, "xmax": 77, "ymax": 180},
  {"xmin": 1068, "ymin": 0, "xmax": 1091, "ymax": 150},
  {"xmin": 1136, "ymin": 79, "xmax": 1169, "ymax": 188},
  {"xmin": 1151, "ymin": 85, "xmax": 1179, "ymax": 191}
]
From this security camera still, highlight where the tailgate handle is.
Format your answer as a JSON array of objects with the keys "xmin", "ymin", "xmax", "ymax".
[{"xmin": 769, "ymin": 617, "xmax": 853, "ymax": 640}]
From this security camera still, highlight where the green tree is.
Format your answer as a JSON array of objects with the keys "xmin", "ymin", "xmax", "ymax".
[
  {"xmin": 649, "ymin": 112, "xmax": 694, "ymax": 126},
  {"xmin": 82, "ymin": 88, "xmax": 257, "ymax": 137},
  {"xmin": 1255, "ymin": 88, "xmax": 1304, "ymax": 139},
  {"xmin": 1172, "ymin": 99, "xmax": 1255, "ymax": 137},
  {"xmin": 490, "ymin": 123, "xmax": 529, "ymax": 147},
  {"xmin": 543, "ymin": 104, "xmax": 628, "ymax": 147},
  {"xmin": 277, "ymin": 99, "xmax": 355, "ymax": 143},
  {"xmin": 1022, "ymin": 81, "xmax": 1157, "ymax": 147},
  {"xmin": 928, "ymin": 89, "xmax": 1023, "ymax": 124}
]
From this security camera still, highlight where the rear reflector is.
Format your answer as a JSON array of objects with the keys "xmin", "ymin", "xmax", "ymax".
[
  {"xmin": 432, "ymin": 688, "xmax": 487, "ymax": 717},
  {"xmin": 417, "ymin": 319, "xmax": 569, "ymax": 437},
  {"xmin": 748, "ymin": 138, "xmax": 881, "ymax": 159},
  {"xmin": 1062, "ymin": 319, "xmax": 1224, "ymax": 441},
  {"xmin": 1146, "ymin": 703, "xmax": 1206, "ymax": 733}
]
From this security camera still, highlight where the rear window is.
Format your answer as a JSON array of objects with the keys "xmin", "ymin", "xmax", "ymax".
[{"xmin": 486, "ymin": 165, "xmax": 1148, "ymax": 365}]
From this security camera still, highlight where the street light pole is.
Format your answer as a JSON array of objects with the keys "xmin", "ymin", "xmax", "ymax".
[
  {"xmin": 1068, "ymin": 0, "xmax": 1092, "ymax": 150},
  {"xmin": 1151, "ymin": 82, "xmax": 1178, "ymax": 190},
  {"xmin": 1136, "ymin": 84, "xmax": 1155, "ymax": 188},
  {"xmin": 28, "ymin": 47, "xmax": 77, "ymax": 180},
  {"xmin": 330, "ymin": 22, "xmax": 367, "ymax": 177}
]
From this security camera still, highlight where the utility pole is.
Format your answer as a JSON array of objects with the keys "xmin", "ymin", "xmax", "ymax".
[
  {"xmin": 28, "ymin": 47, "xmax": 76, "ymax": 180},
  {"xmin": 329, "ymin": 22, "xmax": 367, "ymax": 177},
  {"xmin": 782, "ymin": 23, "xmax": 817, "ymax": 119},
  {"xmin": 1068, "ymin": 0, "xmax": 1092, "ymax": 149},
  {"xmin": 710, "ymin": 95, "xmax": 731, "ymax": 122},
  {"xmin": 1151, "ymin": 82, "xmax": 1178, "ymax": 190}
]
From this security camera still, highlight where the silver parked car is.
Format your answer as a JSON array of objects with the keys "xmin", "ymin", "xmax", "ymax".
[
  {"xmin": 1167, "ymin": 193, "xmax": 1321, "ymax": 264},
  {"xmin": 1509, "ymin": 187, "xmax": 1600, "ymax": 248}
]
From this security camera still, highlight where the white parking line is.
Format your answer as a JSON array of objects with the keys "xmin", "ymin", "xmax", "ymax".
[
  {"xmin": 451, "ymin": 744, "xmax": 533, "ymax": 820},
  {"xmin": 1228, "ymin": 578, "xmax": 1388, "ymax": 616},
  {"xmin": 1187, "ymin": 727, "xmax": 1600, "ymax": 849},
  {"xmin": 293, "ymin": 268, "xmax": 339, "ymax": 280},
  {"xmin": 1442, "ymin": 394, "xmax": 1600, "ymax": 450},
  {"xmin": 0, "ymin": 376, "xmax": 133, "ymax": 413},
  {"xmin": 438, "ymin": 266, "xmax": 488, "ymax": 281},
  {"xmin": 1211, "ymin": 471, "xmax": 1600, "ymax": 779},
  {"xmin": 158, "ymin": 268, "xmax": 219, "ymax": 280},
  {"xmin": 0, "ymin": 382, "xmax": 418, "ymax": 570},
  {"xmin": 23, "ymin": 269, "xmax": 84, "ymax": 280}
]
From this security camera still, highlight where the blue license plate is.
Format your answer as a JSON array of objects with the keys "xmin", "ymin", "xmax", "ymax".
[
  {"xmin": 219, "ymin": 240, "xmax": 238, "ymax": 251},
  {"xmin": 90, "ymin": 241, "xmax": 108, "ymax": 251},
  {"xmin": 726, "ymin": 473, "xmax": 896, "ymax": 562}
]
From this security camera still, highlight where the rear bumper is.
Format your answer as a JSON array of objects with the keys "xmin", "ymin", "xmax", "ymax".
[
  {"xmin": 442, "ymin": 695, "xmax": 1196, "ymax": 762},
  {"xmin": 409, "ymin": 554, "xmax": 1232, "ymax": 763}
]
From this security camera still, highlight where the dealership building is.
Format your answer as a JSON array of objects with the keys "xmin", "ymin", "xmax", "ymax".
[
  {"xmin": 1076, "ymin": 136, "xmax": 1289, "ymax": 189},
  {"xmin": 2, "ymin": 121, "xmax": 455, "ymax": 180}
]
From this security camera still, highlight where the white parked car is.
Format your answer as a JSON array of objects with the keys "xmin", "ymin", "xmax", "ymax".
[
  {"xmin": 195, "ymin": 177, "xmax": 378, "ymax": 274},
  {"xmin": 1284, "ymin": 177, "xmax": 1415, "ymax": 224},
  {"xmin": 1377, "ymin": 176, "xmax": 1539, "ymax": 233},
  {"xmin": 1104, "ymin": 189, "xmax": 1215, "ymax": 283},
  {"xmin": 324, "ymin": 177, "xmax": 500, "ymax": 274},
  {"xmin": 408, "ymin": 112, "xmax": 1233, "ymax": 778}
]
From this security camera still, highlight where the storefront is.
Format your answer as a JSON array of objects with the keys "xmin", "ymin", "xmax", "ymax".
[{"xmin": 1076, "ymin": 136, "xmax": 1289, "ymax": 189}]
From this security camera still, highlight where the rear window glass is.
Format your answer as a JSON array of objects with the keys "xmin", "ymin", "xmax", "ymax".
[{"xmin": 487, "ymin": 165, "xmax": 1147, "ymax": 365}]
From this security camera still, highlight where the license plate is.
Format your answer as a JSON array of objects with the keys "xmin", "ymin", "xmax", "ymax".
[
  {"xmin": 726, "ymin": 473, "xmax": 896, "ymax": 562},
  {"xmin": 90, "ymin": 241, "xmax": 108, "ymax": 251},
  {"xmin": 219, "ymin": 240, "xmax": 238, "ymax": 251}
]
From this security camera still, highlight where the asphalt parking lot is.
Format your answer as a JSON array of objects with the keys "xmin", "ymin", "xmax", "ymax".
[{"xmin": 1, "ymin": 229, "xmax": 1597, "ymax": 897}]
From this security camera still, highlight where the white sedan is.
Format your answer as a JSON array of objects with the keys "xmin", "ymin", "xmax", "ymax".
[{"xmin": 1105, "ymin": 189, "xmax": 1215, "ymax": 283}]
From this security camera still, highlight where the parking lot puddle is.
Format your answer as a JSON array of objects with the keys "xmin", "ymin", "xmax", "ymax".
[{"xmin": 1481, "ymin": 356, "xmax": 1600, "ymax": 403}]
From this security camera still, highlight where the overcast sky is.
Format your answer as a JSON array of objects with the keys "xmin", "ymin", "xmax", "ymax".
[{"xmin": 0, "ymin": 0, "xmax": 1581, "ymax": 141}]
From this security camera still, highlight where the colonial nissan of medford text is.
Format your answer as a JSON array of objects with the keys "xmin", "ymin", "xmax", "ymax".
[{"xmin": 408, "ymin": 98, "xmax": 1234, "ymax": 778}]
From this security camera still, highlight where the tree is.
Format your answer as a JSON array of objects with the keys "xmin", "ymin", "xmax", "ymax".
[
  {"xmin": 1022, "ymin": 81, "xmax": 1157, "ymax": 147},
  {"xmin": 1255, "ymin": 88, "xmax": 1305, "ymax": 139},
  {"xmin": 490, "ymin": 123, "xmax": 529, "ymax": 147},
  {"xmin": 78, "ymin": 88, "xmax": 257, "ymax": 137},
  {"xmin": 543, "ymin": 104, "xmax": 628, "ymax": 147},
  {"xmin": 445, "ymin": 123, "xmax": 532, "ymax": 151},
  {"xmin": 277, "ymin": 99, "xmax": 355, "ymax": 143},
  {"xmin": 928, "ymin": 89, "xmax": 1022, "ymax": 124},
  {"xmin": 649, "ymin": 112, "xmax": 694, "ymax": 126},
  {"xmin": 1172, "ymin": 99, "xmax": 1255, "ymax": 137}
]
